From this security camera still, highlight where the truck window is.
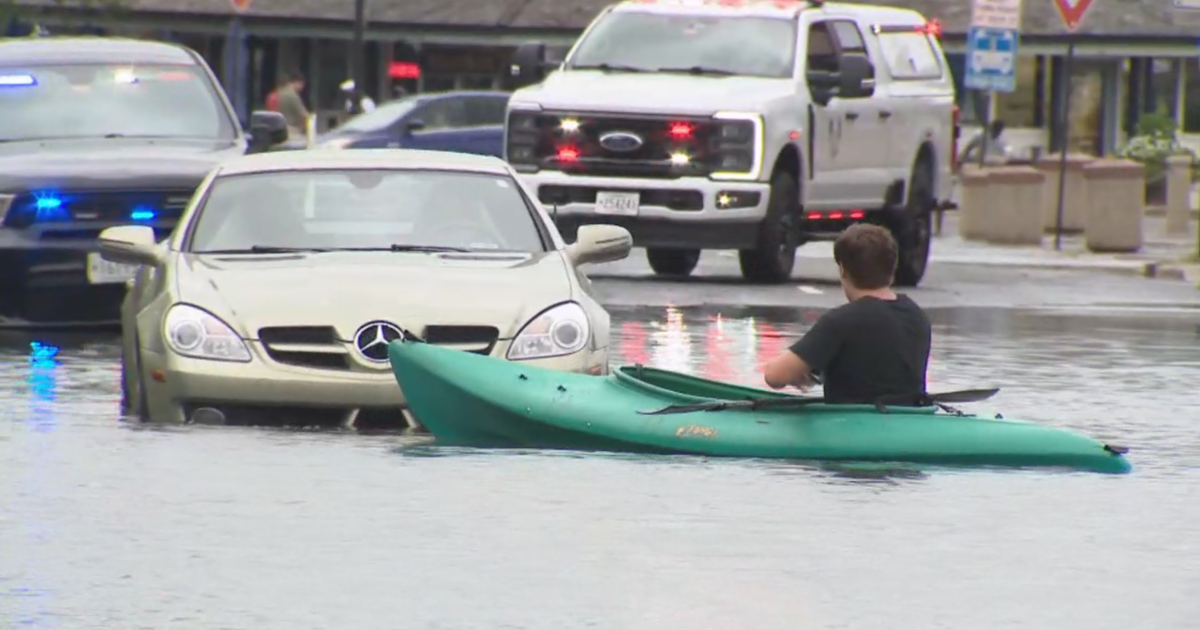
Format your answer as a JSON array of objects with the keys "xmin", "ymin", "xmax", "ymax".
[
  {"xmin": 828, "ymin": 20, "xmax": 875, "ymax": 78},
  {"xmin": 567, "ymin": 11, "xmax": 797, "ymax": 79},
  {"xmin": 877, "ymin": 31, "xmax": 943, "ymax": 80},
  {"xmin": 0, "ymin": 63, "xmax": 236, "ymax": 142},
  {"xmin": 463, "ymin": 96, "xmax": 508, "ymax": 127},
  {"xmin": 806, "ymin": 22, "xmax": 840, "ymax": 73},
  {"xmin": 415, "ymin": 98, "xmax": 470, "ymax": 131}
]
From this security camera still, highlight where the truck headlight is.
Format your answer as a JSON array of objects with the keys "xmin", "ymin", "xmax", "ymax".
[
  {"xmin": 507, "ymin": 301, "xmax": 590, "ymax": 360},
  {"xmin": 709, "ymin": 111, "xmax": 763, "ymax": 181},
  {"xmin": 505, "ymin": 106, "xmax": 546, "ymax": 173},
  {"xmin": 164, "ymin": 304, "xmax": 252, "ymax": 362}
]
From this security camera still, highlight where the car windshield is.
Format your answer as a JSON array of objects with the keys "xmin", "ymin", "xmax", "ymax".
[
  {"xmin": 0, "ymin": 63, "xmax": 237, "ymax": 142},
  {"xmin": 566, "ymin": 11, "xmax": 797, "ymax": 78},
  {"xmin": 187, "ymin": 168, "xmax": 548, "ymax": 254},
  {"xmin": 337, "ymin": 97, "xmax": 421, "ymax": 133}
]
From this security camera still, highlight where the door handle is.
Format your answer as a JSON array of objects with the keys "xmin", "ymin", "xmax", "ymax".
[
  {"xmin": 845, "ymin": 111, "xmax": 859, "ymax": 121},
  {"xmin": 879, "ymin": 110, "xmax": 893, "ymax": 120}
]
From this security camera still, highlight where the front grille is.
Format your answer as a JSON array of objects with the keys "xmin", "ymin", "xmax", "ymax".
[
  {"xmin": 3, "ymin": 188, "xmax": 195, "ymax": 231},
  {"xmin": 183, "ymin": 403, "xmax": 351, "ymax": 428},
  {"xmin": 258, "ymin": 326, "xmax": 350, "ymax": 370},
  {"xmin": 423, "ymin": 325, "xmax": 499, "ymax": 355},
  {"xmin": 507, "ymin": 111, "xmax": 718, "ymax": 180}
]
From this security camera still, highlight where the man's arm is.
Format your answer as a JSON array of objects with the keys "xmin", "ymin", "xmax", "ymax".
[{"xmin": 763, "ymin": 313, "xmax": 841, "ymax": 390}]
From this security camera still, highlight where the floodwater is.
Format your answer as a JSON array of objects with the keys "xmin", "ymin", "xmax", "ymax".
[{"xmin": 1, "ymin": 305, "xmax": 1197, "ymax": 630}]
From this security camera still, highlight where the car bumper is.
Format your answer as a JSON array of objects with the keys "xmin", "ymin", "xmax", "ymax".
[
  {"xmin": 139, "ymin": 340, "xmax": 610, "ymax": 428},
  {"xmin": 519, "ymin": 171, "xmax": 772, "ymax": 249},
  {"xmin": 0, "ymin": 232, "xmax": 149, "ymax": 328}
]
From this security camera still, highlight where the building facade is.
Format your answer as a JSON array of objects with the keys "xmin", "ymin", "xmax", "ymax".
[{"xmin": 8, "ymin": 0, "xmax": 1200, "ymax": 154}]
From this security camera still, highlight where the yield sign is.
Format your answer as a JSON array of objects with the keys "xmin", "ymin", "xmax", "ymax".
[
  {"xmin": 229, "ymin": 0, "xmax": 252, "ymax": 12},
  {"xmin": 1052, "ymin": 0, "xmax": 1094, "ymax": 31}
]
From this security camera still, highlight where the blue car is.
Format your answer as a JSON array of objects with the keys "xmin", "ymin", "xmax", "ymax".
[{"xmin": 315, "ymin": 90, "xmax": 509, "ymax": 157}]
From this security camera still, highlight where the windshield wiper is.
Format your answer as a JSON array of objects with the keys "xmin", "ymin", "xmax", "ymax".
[
  {"xmin": 385, "ymin": 244, "xmax": 472, "ymax": 253},
  {"xmin": 195, "ymin": 246, "xmax": 334, "ymax": 254},
  {"xmin": 571, "ymin": 63, "xmax": 650, "ymax": 73},
  {"xmin": 656, "ymin": 66, "xmax": 736, "ymax": 76}
]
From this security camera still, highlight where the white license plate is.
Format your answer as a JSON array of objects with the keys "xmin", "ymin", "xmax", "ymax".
[
  {"xmin": 594, "ymin": 191, "xmax": 640, "ymax": 216},
  {"xmin": 86, "ymin": 252, "xmax": 141, "ymax": 285}
]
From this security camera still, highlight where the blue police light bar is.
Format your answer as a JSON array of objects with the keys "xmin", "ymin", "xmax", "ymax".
[
  {"xmin": 0, "ymin": 74, "xmax": 37, "ymax": 87},
  {"xmin": 130, "ymin": 207, "xmax": 157, "ymax": 221}
]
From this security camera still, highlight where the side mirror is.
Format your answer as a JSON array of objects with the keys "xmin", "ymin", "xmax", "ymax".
[
  {"xmin": 404, "ymin": 118, "xmax": 426, "ymax": 134},
  {"xmin": 247, "ymin": 110, "xmax": 289, "ymax": 153},
  {"xmin": 566, "ymin": 224, "xmax": 633, "ymax": 266},
  {"xmin": 98, "ymin": 225, "xmax": 163, "ymax": 267},
  {"xmin": 510, "ymin": 42, "xmax": 548, "ymax": 89},
  {"xmin": 837, "ymin": 55, "xmax": 875, "ymax": 98}
]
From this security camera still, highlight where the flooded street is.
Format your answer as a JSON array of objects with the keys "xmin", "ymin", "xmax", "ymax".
[{"xmin": 2, "ymin": 304, "xmax": 1198, "ymax": 629}]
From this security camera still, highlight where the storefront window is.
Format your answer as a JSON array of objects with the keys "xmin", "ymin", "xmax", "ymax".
[{"xmin": 993, "ymin": 56, "xmax": 1042, "ymax": 128}]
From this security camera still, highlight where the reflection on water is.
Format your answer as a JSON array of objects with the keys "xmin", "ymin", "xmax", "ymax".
[{"xmin": 0, "ymin": 308, "xmax": 1197, "ymax": 629}]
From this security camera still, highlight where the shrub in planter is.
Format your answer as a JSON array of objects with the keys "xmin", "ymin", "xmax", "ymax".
[{"xmin": 1115, "ymin": 112, "xmax": 1198, "ymax": 205}]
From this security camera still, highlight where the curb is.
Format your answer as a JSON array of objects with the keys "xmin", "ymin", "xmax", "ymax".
[{"xmin": 930, "ymin": 257, "xmax": 1191, "ymax": 280}]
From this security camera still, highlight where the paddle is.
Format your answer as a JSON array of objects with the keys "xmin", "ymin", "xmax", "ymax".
[{"xmin": 638, "ymin": 387, "xmax": 1001, "ymax": 416}]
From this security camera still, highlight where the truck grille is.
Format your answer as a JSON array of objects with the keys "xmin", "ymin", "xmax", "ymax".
[
  {"xmin": 507, "ymin": 111, "xmax": 719, "ymax": 179},
  {"xmin": 256, "ymin": 324, "xmax": 500, "ymax": 370},
  {"xmin": 3, "ymin": 188, "xmax": 195, "ymax": 234}
]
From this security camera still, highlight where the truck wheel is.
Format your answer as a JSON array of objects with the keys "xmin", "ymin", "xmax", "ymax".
[
  {"xmin": 892, "ymin": 161, "xmax": 934, "ymax": 287},
  {"xmin": 739, "ymin": 169, "xmax": 799, "ymax": 283},
  {"xmin": 646, "ymin": 248, "xmax": 700, "ymax": 277}
]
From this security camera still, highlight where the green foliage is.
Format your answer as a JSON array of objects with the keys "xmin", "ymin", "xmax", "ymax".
[{"xmin": 1115, "ymin": 109, "xmax": 1198, "ymax": 183}]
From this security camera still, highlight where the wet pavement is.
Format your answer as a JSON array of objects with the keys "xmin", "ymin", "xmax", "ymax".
[{"xmin": 2, "ymin": 280, "xmax": 1199, "ymax": 628}]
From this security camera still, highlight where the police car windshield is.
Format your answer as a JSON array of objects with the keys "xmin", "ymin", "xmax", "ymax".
[
  {"xmin": 187, "ymin": 169, "xmax": 550, "ymax": 254},
  {"xmin": 567, "ymin": 12, "xmax": 797, "ymax": 79},
  {"xmin": 0, "ymin": 63, "xmax": 237, "ymax": 142}
]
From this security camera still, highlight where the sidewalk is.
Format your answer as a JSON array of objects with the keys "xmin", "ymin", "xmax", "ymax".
[{"xmin": 797, "ymin": 212, "xmax": 1200, "ymax": 283}]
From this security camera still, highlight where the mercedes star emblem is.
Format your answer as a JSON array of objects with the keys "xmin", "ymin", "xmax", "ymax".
[{"xmin": 353, "ymin": 321, "xmax": 405, "ymax": 362}]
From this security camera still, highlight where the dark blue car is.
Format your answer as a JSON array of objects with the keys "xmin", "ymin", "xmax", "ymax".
[{"xmin": 314, "ymin": 90, "xmax": 509, "ymax": 157}]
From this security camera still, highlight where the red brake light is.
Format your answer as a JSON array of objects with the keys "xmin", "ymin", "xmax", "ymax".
[
  {"xmin": 806, "ymin": 212, "xmax": 821, "ymax": 220},
  {"xmin": 918, "ymin": 19, "xmax": 942, "ymax": 37},
  {"xmin": 829, "ymin": 211, "xmax": 844, "ymax": 220},
  {"xmin": 849, "ymin": 210, "xmax": 865, "ymax": 220},
  {"xmin": 668, "ymin": 122, "xmax": 694, "ymax": 139},
  {"xmin": 557, "ymin": 147, "xmax": 579, "ymax": 162}
]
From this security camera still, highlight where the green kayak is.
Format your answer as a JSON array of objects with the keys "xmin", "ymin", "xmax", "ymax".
[{"xmin": 387, "ymin": 338, "xmax": 1132, "ymax": 474}]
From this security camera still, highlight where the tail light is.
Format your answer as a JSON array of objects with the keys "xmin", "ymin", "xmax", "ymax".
[{"xmin": 951, "ymin": 104, "xmax": 960, "ymax": 171}]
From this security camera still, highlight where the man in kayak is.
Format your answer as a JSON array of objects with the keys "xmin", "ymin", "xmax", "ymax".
[{"xmin": 762, "ymin": 224, "xmax": 931, "ymax": 405}]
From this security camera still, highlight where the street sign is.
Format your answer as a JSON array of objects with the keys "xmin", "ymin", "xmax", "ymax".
[
  {"xmin": 968, "ymin": 0, "xmax": 1022, "ymax": 29},
  {"xmin": 229, "ymin": 0, "xmax": 252, "ymax": 12},
  {"xmin": 965, "ymin": 25, "xmax": 1019, "ymax": 92},
  {"xmin": 1051, "ymin": 0, "xmax": 1094, "ymax": 31}
]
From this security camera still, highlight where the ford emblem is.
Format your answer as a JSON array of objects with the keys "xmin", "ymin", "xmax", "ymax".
[{"xmin": 598, "ymin": 131, "xmax": 644, "ymax": 153}]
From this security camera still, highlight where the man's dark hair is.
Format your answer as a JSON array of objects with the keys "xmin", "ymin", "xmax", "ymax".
[
  {"xmin": 281, "ymin": 69, "xmax": 304, "ymax": 85},
  {"xmin": 833, "ymin": 224, "xmax": 898, "ymax": 289}
]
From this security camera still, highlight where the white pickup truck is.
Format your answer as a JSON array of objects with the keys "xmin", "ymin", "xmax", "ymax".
[{"xmin": 503, "ymin": 0, "xmax": 959, "ymax": 286}]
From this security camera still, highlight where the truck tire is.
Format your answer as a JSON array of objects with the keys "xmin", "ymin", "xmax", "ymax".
[
  {"xmin": 739, "ymin": 169, "xmax": 799, "ymax": 283},
  {"xmin": 891, "ymin": 160, "xmax": 934, "ymax": 287},
  {"xmin": 646, "ymin": 248, "xmax": 700, "ymax": 277}
]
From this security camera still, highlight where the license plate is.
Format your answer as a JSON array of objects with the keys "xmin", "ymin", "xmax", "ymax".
[
  {"xmin": 594, "ymin": 191, "xmax": 640, "ymax": 216},
  {"xmin": 86, "ymin": 252, "xmax": 141, "ymax": 285}
]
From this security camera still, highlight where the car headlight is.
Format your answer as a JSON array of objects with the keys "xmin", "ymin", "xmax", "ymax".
[
  {"xmin": 506, "ymin": 301, "xmax": 590, "ymax": 360},
  {"xmin": 163, "ymin": 304, "xmax": 252, "ymax": 362}
]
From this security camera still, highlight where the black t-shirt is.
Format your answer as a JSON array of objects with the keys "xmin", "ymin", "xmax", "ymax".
[{"xmin": 788, "ymin": 295, "xmax": 931, "ymax": 405}]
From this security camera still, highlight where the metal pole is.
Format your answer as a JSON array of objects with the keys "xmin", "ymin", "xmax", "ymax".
[
  {"xmin": 1053, "ymin": 41, "xmax": 1076, "ymax": 252},
  {"xmin": 977, "ymin": 89, "xmax": 991, "ymax": 168},
  {"xmin": 350, "ymin": 0, "xmax": 367, "ymax": 115}
]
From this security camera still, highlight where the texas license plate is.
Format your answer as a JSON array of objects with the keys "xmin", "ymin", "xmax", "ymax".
[
  {"xmin": 594, "ymin": 191, "xmax": 640, "ymax": 216},
  {"xmin": 86, "ymin": 252, "xmax": 140, "ymax": 284}
]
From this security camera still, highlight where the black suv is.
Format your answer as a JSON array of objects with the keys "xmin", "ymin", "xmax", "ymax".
[{"xmin": 0, "ymin": 36, "xmax": 288, "ymax": 328}]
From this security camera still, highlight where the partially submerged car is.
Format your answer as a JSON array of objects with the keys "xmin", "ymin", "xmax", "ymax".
[
  {"xmin": 98, "ymin": 149, "xmax": 633, "ymax": 429},
  {"xmin": 0, "ymin": 37, "xmax": 289, "ymax": 328}
]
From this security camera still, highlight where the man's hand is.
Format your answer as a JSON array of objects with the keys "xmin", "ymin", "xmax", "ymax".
[{"xmin": 763, "ymin": 350, "xmax": 814, "ymax": 391}]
